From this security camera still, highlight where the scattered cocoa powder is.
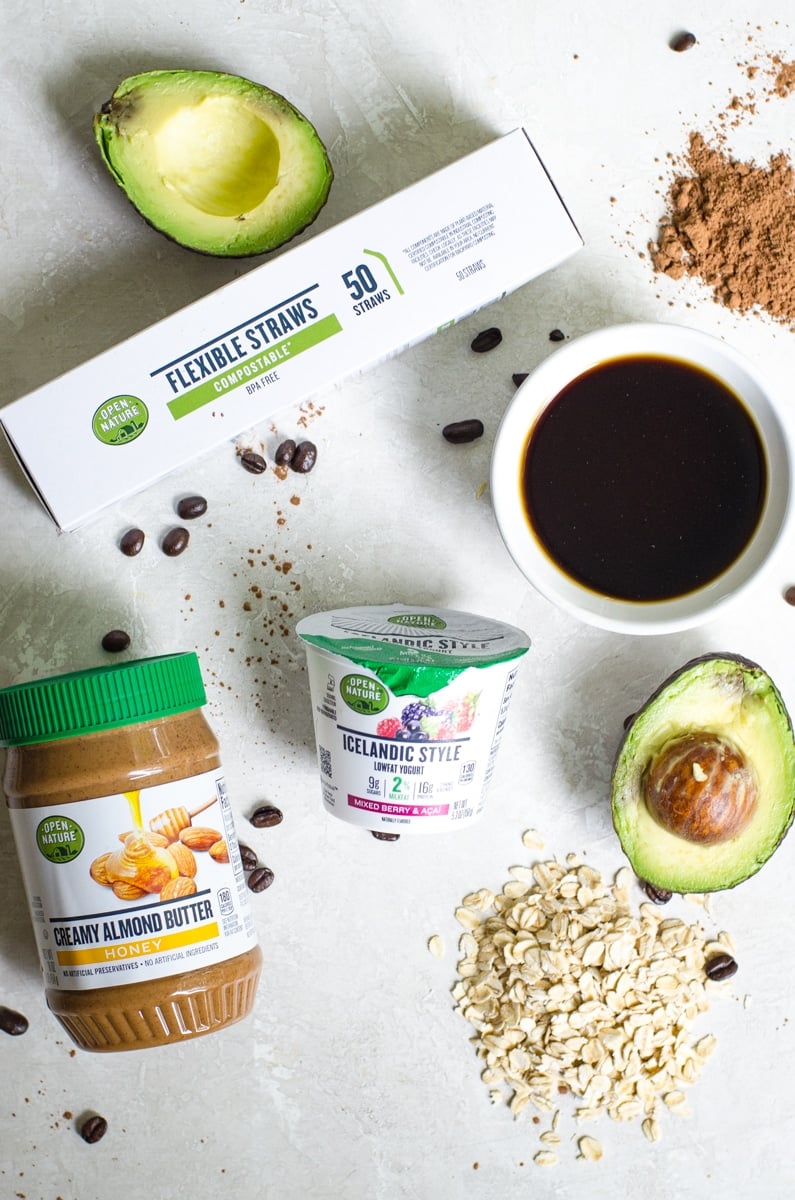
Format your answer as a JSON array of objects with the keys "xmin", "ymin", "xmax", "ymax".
[
  {"xmin": 650, "ymin": 45, "xmax": 795, "ymax": 327},
  {"xmin": 650, "ymin": 131, "xmax": 795, "ymax": 324},
  {"xmin": 772, "ymin": 53, "xmax": 795, "ymax": 96}
]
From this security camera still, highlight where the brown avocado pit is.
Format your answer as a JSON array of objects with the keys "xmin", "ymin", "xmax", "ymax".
[
  {"xmin": 610, "ymin": 653, "xmax": 795, "ymax": 892},
  {"xmin": 643, "ymin": 731, "xmax": 758, "ymax": 845}
]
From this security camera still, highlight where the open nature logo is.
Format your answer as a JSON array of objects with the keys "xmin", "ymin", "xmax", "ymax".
[
  {"xmin": 340, "ymin": 674, "xmax": 389, "ymax": 715},
  {"xmin": 92, "ymin": 395, "xmax": 149, "ymax": 445},
  {"xmin": 37, "ymin": 815, "xmax": 85, "ymax": 864}
]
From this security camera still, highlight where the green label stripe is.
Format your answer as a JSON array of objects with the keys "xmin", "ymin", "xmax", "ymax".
[
  {"xmin": 300, "ymin": 633, "xmax": 529, "ymax": 671},
  {"xmin": 167, "ymin": 314, "xmax": 342, "ymax": 420}
]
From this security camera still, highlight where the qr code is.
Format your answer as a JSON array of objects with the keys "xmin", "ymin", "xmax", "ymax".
[{"xmin": 319, "ymin": 746, "xmax": 332, "ymax": 778}]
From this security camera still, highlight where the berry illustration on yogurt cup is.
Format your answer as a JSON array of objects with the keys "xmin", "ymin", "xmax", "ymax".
[{"xmin": 376, "ymin": 694, "xmax": 481, "ymax": 742}]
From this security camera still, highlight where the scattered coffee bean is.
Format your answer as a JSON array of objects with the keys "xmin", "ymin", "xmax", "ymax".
[
  {"xmin": 371, "ymin": 831, "xmax": 401, "ymax": 842},
  {"xmin": 248, "ymin": 865, "xmax": 275, "ymax": 892},
  {"xmin": 442, "ymin": 419, "xmax": 485, "ymax": 445},
  {"xmin": 238, "ymin": 843, "xmax": 258, "ymax": 871},
  {"xmin": 240, "ymin": 450, "xmax": 267, "ymax": 474},
  {"xmin": 161, "ymin": 526, "xmax": 190, "ymax": 557},
  {"xmin": 274, "ymin": 439, "xmax": 297, "ymax": 466},
  {"xmin": 176, "ymin": 494, "xmax": 207, "ymax": 520},
  {"xmin": 512, "ymin": 372, "xmax": 529, "ymax": 388},
  {"xmin": 79, "ymin": 1114, "xmax": 108, "ymax": 1144},
  {"xmin": 249, "ymin": 804, "xmax": 284, "ymax": 829},
  {"xmin": 784, "ymin": 585, "xmax": 795, "ymax": 605},
  {"xmin": 0, "ymin": 1004, "xmax": 29, "ymax": 1036},
  {"xmin": 119, "ymin": 527, "xmax": 145, "ymax": 557},
  {"xmin": 641, "ymin": 879, "xmax": 673, "ymax": 904},
  {"xmin": 549, "ymin": 329, "xmax": 566, "ymax": 342},
  {"xmin": 470, "ymin": 327, "xmax": 502, "ymax": 353},
  {"xmin": 290, "ymin": 441, "xmax": 318, "ymax": 473},
  {"xmin": 101, "ymin": 629, "xmax": 131, "ymax": 654},
  {"xmin": 670, "ymin": 30, "xmax": 696, "ymax": 52},
  {"xmin": 705, "ymin": 952, "xmax": 738, "ymax": 981}
]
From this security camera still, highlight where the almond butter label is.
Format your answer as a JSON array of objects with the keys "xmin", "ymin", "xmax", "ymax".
[{"xmin": 9, "ymin": 768, "xmax": 258, "ymax": 990}]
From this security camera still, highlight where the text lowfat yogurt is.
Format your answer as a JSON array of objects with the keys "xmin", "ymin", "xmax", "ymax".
[{"xmin": 296, "ymin": 605, "xmax": 531, "ymax": 834}]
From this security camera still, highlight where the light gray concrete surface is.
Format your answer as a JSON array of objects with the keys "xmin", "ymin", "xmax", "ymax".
[{"xmin": 2, "ymin": 2, "xmax": 795, "ymax": 1197}]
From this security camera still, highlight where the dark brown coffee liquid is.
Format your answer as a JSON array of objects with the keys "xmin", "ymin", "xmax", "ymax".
[{"xmin": 522, "ymin": 355, "xmax": 767, "ymax": 602}]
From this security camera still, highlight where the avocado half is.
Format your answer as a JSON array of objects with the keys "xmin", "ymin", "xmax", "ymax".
[
  {"xmin": 611, "ymin": 654, "xmax": 795, "ymax": 892},
  {"xmin": 94, "ymin": 69, "xmax": 333, "ymax": 257}
]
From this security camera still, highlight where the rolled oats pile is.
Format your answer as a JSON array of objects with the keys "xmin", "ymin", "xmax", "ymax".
[{"xmin": 449, "ymin": 835, "xmax": 736, "ymax": 1160}]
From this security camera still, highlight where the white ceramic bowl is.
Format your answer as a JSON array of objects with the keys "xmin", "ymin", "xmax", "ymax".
[{"xmin": 490, "ymin": 323, "xmax": 791, "ymax": 635}]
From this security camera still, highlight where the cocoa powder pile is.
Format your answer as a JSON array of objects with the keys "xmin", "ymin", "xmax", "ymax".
[{"xmin": 651, "ymin": 53, "xmax": 795, "ymax": 327}]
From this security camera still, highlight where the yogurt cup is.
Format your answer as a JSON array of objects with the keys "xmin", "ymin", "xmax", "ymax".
[{"xmin": 296, "ymin": 604, "xmax": 530, "ymax": 835}]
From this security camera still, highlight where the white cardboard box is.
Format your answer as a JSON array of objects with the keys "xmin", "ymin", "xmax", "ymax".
[{"xmin": 1, "ymin": 129, "xmax": 582, "ymax": 530}]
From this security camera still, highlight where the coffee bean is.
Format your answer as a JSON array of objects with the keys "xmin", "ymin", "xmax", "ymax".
[
  {"xmin": 119, "ymin": 527, "xmax": 145, "ymax": 557},
  {"xmin": 240, "ymin": 450, "xmax": 267, "ymax": 475},
  {"xmin": 371, "ymin": 831, "xmax": 401, "ymax": 842},
  {"xmin": 101, "ymin": 629, "xmax": 131, "ymax": 653},
  {"xmin": 0, "ymin": 1005, "xmax": 29, "ymax": 1036},
  {"xmin": 784, "ymin": 585, "xmax": 795, "ymax": 605},
  {"xmin": 249, "ymin": 804, "xmax": 284, "ymax": 829},
  {"xmin": 670, "ymin": 30, "xmax": 696, "ymax": 52},
  {"xmin": 274, "ymin": 439, "xmax": 297, "ymax": 466},
  {"xmin": 705, "ymin": 952, "xmax": 738, "ymax": 981},
  {"xmin": 641, "ymin": 879, "xmax": 672, "ymax": 904},
  {"xmin": 162, "ymin": 527, "xmax": 189, "ymax": 557},
  {"xmin": 176, "ymin": 495, "xmax": 207, "ymax": 520},
  {"xmin": 79, "ymin": 1114, "xmax": 108, "ymax": 1144},
  {"xmin": 549, "ymin": 329, "xmax": 566, "ymax": 342},
  {"xmin": 442, "ymin": 419, "xmax": 484, "ymax": 445},
  {"xmin": 470, "ymin": 327, "xmax": 502, "ymax": 353},
  {"xmin": 238, "ymin": 843, "xmax": 258, "ymax": 871},
  {"xmin": 248, "ymin": 865, "xmax": 275, "ymax": 892},
  {"xmin": 512, "ymin": 372, "xmax": 529, "ymax": 388},
  {"xmin": 290, "ymin": 441, "xmax": 317, "ymax": 473}
]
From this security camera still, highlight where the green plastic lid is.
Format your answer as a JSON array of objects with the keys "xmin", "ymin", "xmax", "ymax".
[{"xmin": 0, "ymin": 653, "xmax": 207, "ymax": 747}]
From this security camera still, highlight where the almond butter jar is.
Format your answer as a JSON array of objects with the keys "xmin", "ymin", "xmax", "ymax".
[{"xmin": 0, "ymin": 652, "xmax": 262, "ymax": 1052}]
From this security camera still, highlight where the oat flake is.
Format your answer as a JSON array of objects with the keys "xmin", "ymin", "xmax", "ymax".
[{"xmin": 452, "ymin": 851, "xmax": 732, "ymax": 1148}]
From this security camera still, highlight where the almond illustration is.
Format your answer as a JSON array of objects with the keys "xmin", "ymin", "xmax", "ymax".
[
  {"xmin": 209, "ymin": 839, "xmax": 229, "ymax": 864},
  {"xmin": 169, "ymin": 841, "xmax": 197, "ymax": 877},
  {"xmin": 89, "ymin": 852, "xmax": 113, "ymax": 886},
  {"xmin": 160, "ymin": 876, "xmax": 198, "ymax": 900},
  {"xmin": 179, "ymin": 826, "xmax": 222, "ymax": 852},
  {"xmin": 112, "ymin": 880, "xmax": 148, "ymax": 901}
]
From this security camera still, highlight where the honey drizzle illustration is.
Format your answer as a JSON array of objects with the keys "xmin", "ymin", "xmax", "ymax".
[{"xmin": 123, "ymin": 790, "xmax": 143, "ymax": 831}]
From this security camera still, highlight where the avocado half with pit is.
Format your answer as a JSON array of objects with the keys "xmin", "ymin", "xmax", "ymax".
[
  {"xmin": 94, "ymin": 69, "xmax": 333, "ymax": 257},
  {"xmin": 611, "ymin": 654, "xmax": 795, "ymax": 892}
]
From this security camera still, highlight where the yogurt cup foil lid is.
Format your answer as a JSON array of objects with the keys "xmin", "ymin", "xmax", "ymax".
[{"xmin": 296, "ymin": 603, "xmax": 531, "ymax": 696}]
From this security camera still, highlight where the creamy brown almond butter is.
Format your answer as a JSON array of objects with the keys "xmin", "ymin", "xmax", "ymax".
[{"xmin": 0, "ymin": 653, "xmax": 262, "ymax": 1052}]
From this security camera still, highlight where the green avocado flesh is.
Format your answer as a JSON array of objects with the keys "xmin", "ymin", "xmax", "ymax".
[
  {"xmin": 611, "ymin": 655, "xmax": 795, "ymax": 893},
  {"xmin": 94, "ymin": 69, "xmax": 333, "ymax": 256}
]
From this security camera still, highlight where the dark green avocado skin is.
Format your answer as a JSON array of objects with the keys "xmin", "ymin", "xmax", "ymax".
[
  {"xmin": 611, "ymin": 652, "xmax": 795, "ymax": 893},
  {"xmin": 94, "ymin": 69, "xmax": 334, "ymax": 258}
]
